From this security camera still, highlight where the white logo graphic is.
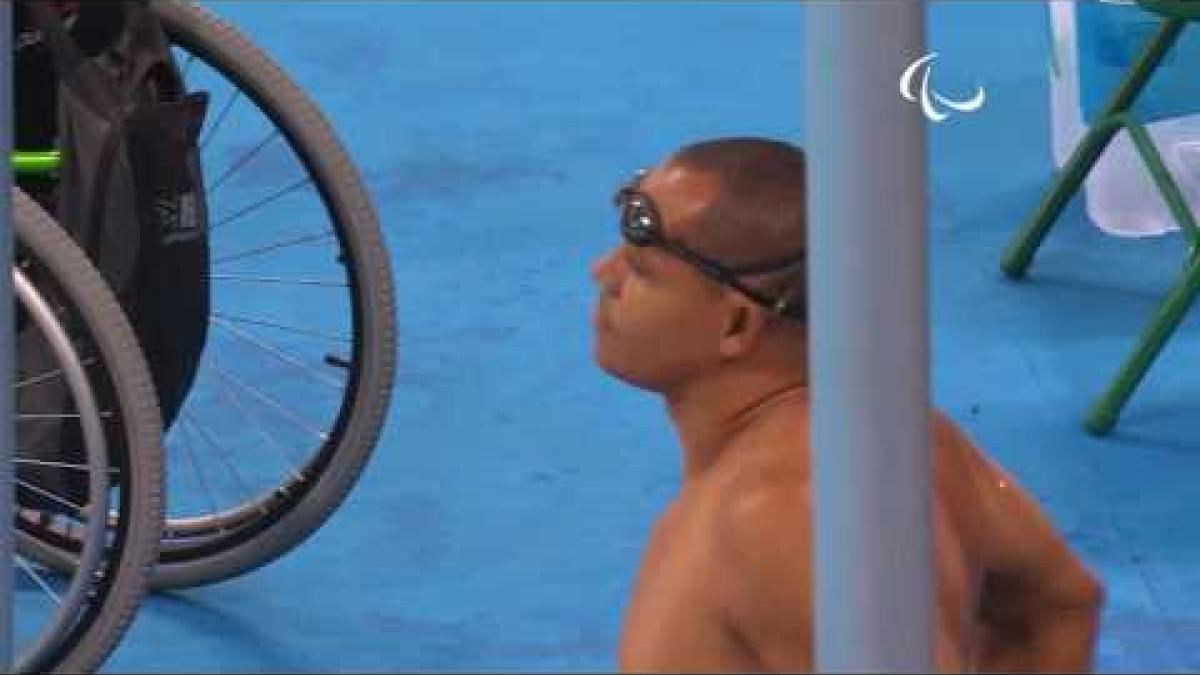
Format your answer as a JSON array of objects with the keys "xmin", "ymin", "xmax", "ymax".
[{"xmin": 899, "ymin": 52, "xmax": 985, "ymax": 123}]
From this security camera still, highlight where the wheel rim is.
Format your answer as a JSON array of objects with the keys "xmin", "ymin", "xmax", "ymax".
[
  {"xmin": 153, "ymin": 13, "xmax": 375, "ymax": 562},
  {"xmin": 11, "ymin": 265, "xmax": 119, "ymax": 673}
]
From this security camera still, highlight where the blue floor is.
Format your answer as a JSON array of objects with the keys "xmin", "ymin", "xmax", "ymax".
[{"xmin": 100, "ymin": 1, "xmax": 1200, "ymax": 671}]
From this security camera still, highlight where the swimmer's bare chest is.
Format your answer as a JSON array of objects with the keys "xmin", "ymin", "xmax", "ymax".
[{"xmin": 618, "ymin": 497, "xmax": 759, "ymax": 672}]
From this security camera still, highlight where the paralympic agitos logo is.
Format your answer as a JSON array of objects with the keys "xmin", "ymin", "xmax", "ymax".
[{"xmin": 899, "ymin": 52, "xmax": 986, "ymax": 123}]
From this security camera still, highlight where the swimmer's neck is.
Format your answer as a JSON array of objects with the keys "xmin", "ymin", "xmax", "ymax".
[{"xmin": 663, "ymin": 367, "xmax": 808, "ymax": 483}]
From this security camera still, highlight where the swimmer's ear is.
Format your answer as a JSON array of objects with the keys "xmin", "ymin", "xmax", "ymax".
[{"xmin": 718, "ymin": 295, "xmax": 769, "ymax": 358}]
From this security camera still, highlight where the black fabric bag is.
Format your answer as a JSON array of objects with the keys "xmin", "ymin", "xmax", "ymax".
[{"xmin": 15, "ymin": 0, "xmax": 211, "ymax": 510}]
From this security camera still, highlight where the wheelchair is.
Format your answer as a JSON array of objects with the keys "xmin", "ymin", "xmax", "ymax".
[{"xmin": 9, "ymin": 0, "xmax": 396, "ymax": 669}]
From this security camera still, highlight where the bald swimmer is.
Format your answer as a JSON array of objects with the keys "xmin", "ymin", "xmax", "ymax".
[{"xmin": 591, "ymin": 137, "xmax": 1104, "ymax": 672}]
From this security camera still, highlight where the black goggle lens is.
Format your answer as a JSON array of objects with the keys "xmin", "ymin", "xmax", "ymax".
[{"xmin": 617, "ymin": 192, "xmax": 658, "ymax": 247}]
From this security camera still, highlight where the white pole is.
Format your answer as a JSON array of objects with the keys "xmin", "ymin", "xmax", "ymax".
[{"xmin": 805, "ymin": 1, "xmax": 933, "ymax": 671}]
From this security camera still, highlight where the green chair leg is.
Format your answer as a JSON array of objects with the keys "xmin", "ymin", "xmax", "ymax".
[
  {"xmin": 1000, "ymin": 18, "xmax": 1187, "ymax": 279},
  {"xmin": 1126, "ymin": 115, "xmax": 1200, "ymax": 245},
  {"xmin": 1001, "ymin": 117, "xmax": 1124, "ymax": 278},
  {"xmin": 1085, "ymin": 256, "xmax": 1200, "ymax": 435},
  {"xmin": 1083, "ymin": 117, "xmax": 1200, "ymax": 434}
]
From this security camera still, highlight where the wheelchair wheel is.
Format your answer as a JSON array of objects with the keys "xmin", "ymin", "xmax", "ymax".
[
  {"xmin": 11, "ymin": 188, "xmax": 164, "ymax": 673},
  {"xmin": 147, "ymin": 0, "xmax": 396, "ymax": 589}
]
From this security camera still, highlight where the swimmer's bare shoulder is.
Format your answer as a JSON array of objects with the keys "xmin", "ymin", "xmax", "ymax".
[
  {"xmin": 931, "ymin": 411, "xmax": 1105, "ymax": 672},
  {"xmin": 707, "ymin": 400, "xmax": 815, "ymax": 672}
]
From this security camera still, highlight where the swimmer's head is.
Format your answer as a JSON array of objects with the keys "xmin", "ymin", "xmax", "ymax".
[{"xmin": 591, "ymin": 137, "xmax": 808, "ymax": 394}]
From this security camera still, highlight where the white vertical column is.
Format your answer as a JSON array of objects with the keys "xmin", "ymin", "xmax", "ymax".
[{"xmin": 804, "ymin": 1, "xmax": 933, "ymax": 671}]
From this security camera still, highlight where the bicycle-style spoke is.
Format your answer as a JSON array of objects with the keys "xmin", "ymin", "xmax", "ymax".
[
  {"xmin": 209, "ymin": 362, "xmax": 329, "ymax": 442},
  {"xmin": 17, "ymin": 411, "xmax": 113, "ymax": 422},
  {"xmin": 17, "ymin": 369, "xmax": 63, "ymax": 391},
  {"xmin": 17, "ymin": 357, "xmax": 99, "ymax": 390},
  {"xmin": 15, "ymin": 557, "xmax": 61, "ymax": 606},
  {"xmin": 179, "ymin": 412, "xmax": 257, "ymax": 509},
  {"xmin": 200, "ymin": 87, "xmax": 244, "ymax": 152},
  {"xmin": 210, "ymin": 367, "xmax": 306, "ymax": 478},
  {"xmin": 15, "ymin": 480, "xmax": 84, "ymax": 516},
  {"xmin": 211, "ymin": 312, "xmax": 352, "ymax": 343},
  {"xmin": 209, "ymin": 176, "xmax": 314, "ymax": 232},
  {"xmin": 208, "ymin": 273, "xmax": 347, "ymax": 288},
  {"xmin": 174, "ymin": 421, "xmax": 222, "ymax": 520},
  {"xmin": 212, "ymin": 231, "xmax": 332, "ymax": 265},
  {"xmin": 210, "ymin": 316, "xmax": 345, "ymax": 389},
  {"xmin": 15, "ymin": 458, "xmax": 97, "ymax": 475},
  {"xmin": 206, "ymin": 128, "xmax": 283, "ymax": 195}
]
